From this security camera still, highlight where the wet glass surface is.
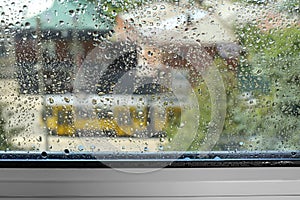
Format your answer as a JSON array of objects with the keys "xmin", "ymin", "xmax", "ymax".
[{"xmin": 0, "ymin": 0, "xmax": 299, "ymax": 163}]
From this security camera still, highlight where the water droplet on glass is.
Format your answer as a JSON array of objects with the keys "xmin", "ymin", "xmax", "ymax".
[
  {"xmin": 48, "ymin": 97, "xmax": 54, "ymax": 104},
  {"xmin": 64, "ymin": 149, "xmax": 70, "ymax": 155},
  {"xmin": 64, "ymin": 97, "xmax": 70, "ymax": 103},
  {"xmin": 214, "ymin": 156, "xmax": 221, "ymax": 160},
  {"xmin": 25, "ymin": 22, "xmax": 30, "ymax": 29},
  {"xmin": 69, "ymin": 10, "xmax": 75, "ymax": 17},
  {"xmin": 78, "ymin": 145, "xmax": 84, "ymax": 151},
  {"xmin": 41, "ymin": 151, "xmax": 47, "ymax": 158},
  {"xmin": 90, "ymin": 145, "xmax": 96, "ymax": 151},
  {"xmin": 31, "ymin": 33, "xmax": 37, "ymax": 39},
  {"xmin": 111, "ymin": 10, "xmax": 117, "ymax": 17},
  {"xmin": 102, "ymin": 5, "xmax": 108, "ymax": 12}
]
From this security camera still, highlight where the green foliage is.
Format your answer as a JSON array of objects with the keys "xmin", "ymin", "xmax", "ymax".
[
  {"xmin": 280, "ymin": 0, "xmax": 300, "ymax": 17},
  {"xmin": 223, "ymin": 24, "xmax": 300, "ymax": 150},
  {"xmin": 188, "ymin": 79, "xmax": 212, "ymax": 151},
  {"xmin": 237, "ymin": 25, "xmax": 299, "ymax": 58},
  {"xmin": 212, "ymin": 58, "xmax": 245, "ymax": 150},
  {"xmin": 96, "ymin": 0, "xmax": 144, "ymax": 20},
  {"xmin": 166, "ymin": 23, "xmax": 296, "ymax": 151}
]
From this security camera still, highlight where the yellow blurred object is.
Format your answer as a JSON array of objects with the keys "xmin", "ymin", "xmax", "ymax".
[{"xmin": 43, "ymin": 94, "xmax": 181, "ymax": 137}]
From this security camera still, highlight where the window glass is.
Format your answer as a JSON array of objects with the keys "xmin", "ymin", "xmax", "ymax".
[{"xmin": 0, "ymin": 0, "xmax": 299, "ymax": 160}]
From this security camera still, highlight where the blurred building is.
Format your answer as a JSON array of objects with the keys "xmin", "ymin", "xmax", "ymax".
[{"xmin": 15, "ymin": 0, "xmax": 113, "ymax": 94}]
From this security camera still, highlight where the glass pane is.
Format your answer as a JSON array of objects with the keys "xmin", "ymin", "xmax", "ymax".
[{"xmin": 0, "ymin": 0, "xmax": 299, "ymax": 159}]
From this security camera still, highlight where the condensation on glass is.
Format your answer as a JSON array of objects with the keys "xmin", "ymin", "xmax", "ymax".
[{"xmin": 0, "ymin": 0, "xmax": 299, "ymax": 153}]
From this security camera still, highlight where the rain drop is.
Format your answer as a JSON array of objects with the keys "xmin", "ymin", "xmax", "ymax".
[
  {"xmin": 25, "ymin": 22, "xmax": 31, "ymax": 29},
  {"xmin": 78, "ymin": 145, "xmax": 84, "ymax": 151}
]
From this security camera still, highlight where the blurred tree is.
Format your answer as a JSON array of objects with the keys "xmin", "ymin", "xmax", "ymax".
[
  {"xmin": 280, "ymin": 0, "xmax": 299, "ymax": 17},
  {"xmin": 223, "ymin": 24, "xmax": 300, "ymax": 150},
  {"xmin": 88, "ymin": 0, "xmax": 143, "ymax": 21}
]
